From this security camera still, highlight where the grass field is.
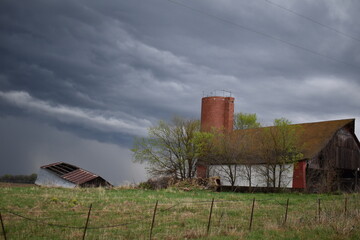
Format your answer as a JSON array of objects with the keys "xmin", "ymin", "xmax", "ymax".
[{"xmin": 1, "ymin": 184, "xmax": 360, "ymax": 239}]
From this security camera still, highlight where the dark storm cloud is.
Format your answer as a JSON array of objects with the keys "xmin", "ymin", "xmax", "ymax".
[{"xmin": 1, "ymin": 0, "xmax": 360, "ymax": 181}]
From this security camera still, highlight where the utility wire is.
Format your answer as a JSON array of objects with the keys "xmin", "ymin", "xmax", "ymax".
[
  {"xmin": 264, "ymin": 0, "xmax": 360, "ymax": 43},
  {"xmin": 163, "ymin": 0, "xmax": 357, "ymax": 68}
]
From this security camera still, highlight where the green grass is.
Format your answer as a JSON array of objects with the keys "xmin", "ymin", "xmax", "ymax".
[{"xmin": 0, "ymin": 186, "xmax": 360, "ymax": 239}]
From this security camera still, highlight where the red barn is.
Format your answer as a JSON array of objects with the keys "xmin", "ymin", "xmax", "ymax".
[{"xmin": 197, "ymin": 95, "xmax": 360, "ymax": 192}]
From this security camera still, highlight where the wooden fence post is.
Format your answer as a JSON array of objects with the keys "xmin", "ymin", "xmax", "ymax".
[
  {"xmin": 149, "ymin": 200, "xmax": 158, "ymax": 240},
  {"xmin": 317, "ymin": 199, "xmax": 321, "ymax": 223},
  {"xmin": 249, "ymin": 198, "xmax": 255, "ymax": 231},
  {"xmin": 82, "ymin": 203, "xmax": 92, "ymax": 240},
  {"xmin": 0, "ymin": 212, "xmax": 7, "ymax": 240},
  {"xmin": 344, "ymin": 197, "xmax": 348, "ymax": 216},
  {"xmin": 207, "ymin": 198, "xmax": 215, "ymax": 235},
  {"xmin": 284, "ymin": 198, "xmax": 289, "ymax": 225}
]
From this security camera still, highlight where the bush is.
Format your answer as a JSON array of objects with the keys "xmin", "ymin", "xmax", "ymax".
[
  {"xmin": 137, "ymin": 177, "xmax": 221, "ymax": 191},
  {"xmin": 138, "ymin": 177, "xmax": 172, "ymax": 190},
  {"xmin": 0, "ymin": 173, "xmax": 37, "ymax": 183},
  {"xmin": 138, "ymin": 181, "xmax": 154, "ymax": 190}
]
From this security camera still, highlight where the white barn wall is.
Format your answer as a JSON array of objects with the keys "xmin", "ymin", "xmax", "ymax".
[
  {"xmin": 208, "ymin": 163, "xmax": 294, "ymax": 188},
  {"xmin": 35, "ymin": 168, "xmax": 76, "ymax": 188}
]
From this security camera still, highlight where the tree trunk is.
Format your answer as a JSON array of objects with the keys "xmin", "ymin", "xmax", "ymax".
[{"xmin": 278, "ymin": 165, "xmax": 283, "ymax": 188}]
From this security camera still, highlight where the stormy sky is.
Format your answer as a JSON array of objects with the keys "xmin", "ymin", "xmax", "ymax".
[{"xmin": 0, "ymin": 0, "xmax": 359, "ymax": 185}]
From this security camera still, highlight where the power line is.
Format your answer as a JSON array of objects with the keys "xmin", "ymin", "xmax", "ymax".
[
  {"xmin": 264, "ymin": 0, "xmax": 360, "ymax": 43},
  {"xmin": 163, "ymin": 0, "xmax": 357, "ymax": 68}
]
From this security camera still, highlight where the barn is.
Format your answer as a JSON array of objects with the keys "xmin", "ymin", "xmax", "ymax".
[
  {"xmin": 196, "ymin": 95, "xmax": 360, "ymax": 192},
  {"xmin": 35, "ymin": 162, "xmax": 112, "ymax": 188}
]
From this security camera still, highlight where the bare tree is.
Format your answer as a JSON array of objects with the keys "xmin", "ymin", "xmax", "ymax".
[
  {"xmin": 132, "ymin": 117, "xmax": 200, "ymax": 180},
  {"xmin": 240, "ymin": 164, "xmax": 253, "ymax": 189},
  {"xmin": 202, "ymin": 131, "xmax": 248, "ymax": 190}
]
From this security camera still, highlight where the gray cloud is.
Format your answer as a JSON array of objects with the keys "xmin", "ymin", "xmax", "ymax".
[
  {"xmin": 1, "ymin": 0, "xmax": 360, "ymax": 182},
  {"xmin": 0, "ymin": 90, "xmax": 150, "ymax": 136}
]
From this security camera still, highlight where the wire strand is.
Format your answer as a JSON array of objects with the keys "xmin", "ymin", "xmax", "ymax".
[
  {"xmin": 163, "ymin": 0, "xmax": 357, "ymax": 68},
  {"xmin": 264, "ymin": 0, "xmax": 360, "ymax": 43}
]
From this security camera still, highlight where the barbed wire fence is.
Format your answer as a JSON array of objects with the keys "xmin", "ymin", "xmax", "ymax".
[{"xmin": 1, "ymin": 196, "xmax": 359, "ymax": 239}]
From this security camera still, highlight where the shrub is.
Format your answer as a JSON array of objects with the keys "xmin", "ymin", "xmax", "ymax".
[{"xmin": 138, "ymin": 177, "xmax": 172, "ymax": 190}]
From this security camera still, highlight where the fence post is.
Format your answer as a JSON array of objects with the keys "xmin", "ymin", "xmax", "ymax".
[
  {"xmin": 207, "ymin": 198, "xmax": 215, "ymax": 235},
  {"xmin": 317, "ymin": 199, "xmax": 321, "ymax": 223},
  {"xmin": 0, "ymin": 212, "xmax": 7, "ymax": 240},
  {"xmin": 344, "ymin": 197, "xmax": 348, "ymax": 216},
  {"xmin": 249, "ymin": 198, "xmax": 255, "ymax": 231},
  {"xmin": 284, "ymin": 198, "xmax": 289, "ymax": 225},
  {"xmin": 149, "ymin": 200, "xmax": 158, "ymax": 240},
  {"xmin": 82, "ymin": 203, "xmax": 92, "ymax": 240}
]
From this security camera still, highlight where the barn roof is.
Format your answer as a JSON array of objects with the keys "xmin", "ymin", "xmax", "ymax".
[
  {"xmin": 233, "ymin": 119, "xmax": 357, "ymax": 163},
  {"xmin": 290, "ymin": 118, "xmax": 357, "ymax": 159},
  {"xmin": 40, "ymin": 162, "xmax": 111, "ymax": 186},
  {"xmin": 203, "ymin": 119, "xmax": 357, "ymax": 165}
]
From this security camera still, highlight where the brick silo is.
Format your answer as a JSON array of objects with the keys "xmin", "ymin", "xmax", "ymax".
[
  {"xmin": 201, "ymin": 96, "xmax": 235, "ymax": 133},
  {"xmin": 197, "ymin": 96, "xmax": 235, "ymax": 178}
]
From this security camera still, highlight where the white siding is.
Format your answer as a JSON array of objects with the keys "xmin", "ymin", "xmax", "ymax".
[
  {"xmin": 208, "ymin": 163, "xmax": 294, "ymax": 188},
  {"xmin": 35, "ymin": 168, "xmax": 76, "ymax": 188}
]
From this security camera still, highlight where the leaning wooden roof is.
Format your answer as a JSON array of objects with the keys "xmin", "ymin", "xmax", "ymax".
[
  {"xmin": 41, "ymin": 162, "xmax": 111, "ymax": 185},
  {"xmin": 233, "ymin": 118, "xmax": 357, "ymax": 163}
]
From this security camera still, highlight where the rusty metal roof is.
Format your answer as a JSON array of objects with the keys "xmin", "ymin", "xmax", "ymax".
[
  {"xmin": 41, "ymin": 162, "xmax": 78, "ymax": 175},
  {"xmin": 62, "ymin": 169, "xmax": 98, "ymax": 184},
  {"xmin": 40, "ymin": 162, "xmax": 110, "ymax": 186}
]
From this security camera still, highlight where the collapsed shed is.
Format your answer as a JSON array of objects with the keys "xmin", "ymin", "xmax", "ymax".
[{"xmin": 35, "ymin": 162, "xmax": 112, "ymax": 188}]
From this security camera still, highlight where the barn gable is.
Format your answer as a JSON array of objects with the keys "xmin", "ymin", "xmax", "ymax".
[{"xmin": 305, "ymin": 121, "xmax": 360, "ymax": 192}]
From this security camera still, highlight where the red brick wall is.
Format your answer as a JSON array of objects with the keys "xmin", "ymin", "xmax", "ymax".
[
  {"xmin": 292, "ymin": 161, "xmax": 307, "ymax": 189},
  {"xmin": 196, "ymin": 164, "xmax": 207, "ymax": 178},
  {"xmin": 224, "ymin": 97, "xmax": 234, "ymax": 132},
  {"xmin": 201, "ymin": 96, "xmax": 234, "ymax": 132}
]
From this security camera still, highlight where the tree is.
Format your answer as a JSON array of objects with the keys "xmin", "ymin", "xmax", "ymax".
[
  {"xmin": 233, "ymin": 113, "xmax": 261, "ymax": 188},
  {"xmin": 240, "ymin": 164, "xmax": 254, "ymax": 189},
  {"xmin": 132, "ymin": 117, "xmax": 200, "ymax": 180},
  {"xmin": 258, "ymin": 118, "xmax": 303, "ymax": 188},
  {"xmin": 197, "ymin": 113, "xmax": 261, "ymax": 189},
  {"xmin": 234, "ymin": 113, "xmax": 261, "ymax": 130},
  {"xmin": 198, "ymin": 131, "xmax": 248, "ymax": 190}
]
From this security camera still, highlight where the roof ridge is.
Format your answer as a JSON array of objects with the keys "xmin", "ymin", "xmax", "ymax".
[
  {"xmin": 291, "ymin": 118, "xmax": 354, "ymax": 126},
  {"xmin": 233, "ymin": 118, "xmax": 354, "ymax": 131}
]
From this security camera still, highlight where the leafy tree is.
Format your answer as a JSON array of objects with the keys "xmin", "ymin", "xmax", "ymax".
[
  {"xmin": 232, "ymin": 112, "xmax": 261, "ymax": 188},
  {"xmin": 234, "ymin": 113, "xmax": 261, "ymax": 130},
  {"xmin": 258, "ymin": 118, "xmax": 303, "ymax": 188},
  {"xmin": 132, "ymin": 117, "xmax": 200, "ymax": 180}
]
